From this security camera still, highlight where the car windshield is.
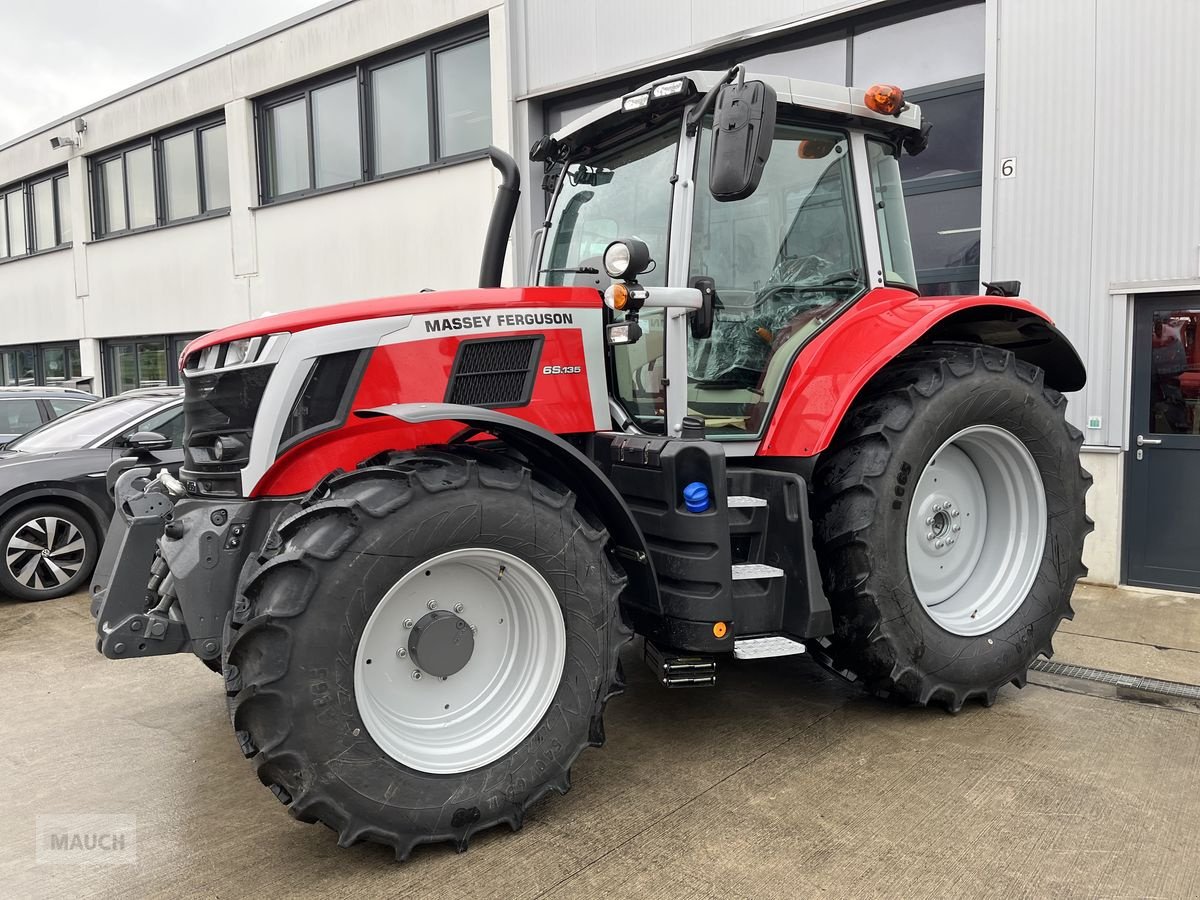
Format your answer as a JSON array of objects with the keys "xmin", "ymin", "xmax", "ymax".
[
  {"xmin": 7, "ymin": 396, "xmax": 164, "ymax": 453},
  {"xmin": 538, "ymin": 122, "xmax": 678, "ymax": 288}
]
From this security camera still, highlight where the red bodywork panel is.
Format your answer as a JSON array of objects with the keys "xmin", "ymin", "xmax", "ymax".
[
  {"xmin": 248, "ymin": 288, "xmax": 605, "ymax": 497},
  {"xmin": 760, "ymin": 288, "xmax": 1058, "ymax": 457},
  {"xmin": 181, "ymin": 287, "xmax": 598, "ymax": 364}
]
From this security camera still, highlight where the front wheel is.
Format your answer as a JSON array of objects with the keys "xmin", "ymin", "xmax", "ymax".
[
  {"xmin": 811, "ymin": 343, "xmax": 1092, "ymax": 711},
  {"xmin": 223, "ymin": 447, "xmax": 629, "ymax": 858}
]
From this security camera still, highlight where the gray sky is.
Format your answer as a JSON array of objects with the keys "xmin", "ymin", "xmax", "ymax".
[{"xmin": 0, "ymin": 0, "xmax": 327, "ymax": 143}]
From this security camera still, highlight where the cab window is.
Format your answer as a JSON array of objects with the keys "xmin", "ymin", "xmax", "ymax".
[{"xmin": 686, "ymin": 122, "xmax": 865, "ymax": 436}]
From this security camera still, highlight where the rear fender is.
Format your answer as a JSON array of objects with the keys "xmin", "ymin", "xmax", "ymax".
[
  {"xmin": 760, "ymin": 290, "xmax": 1086, "ymax": 457},
  {"xmin": 356, "ymin": 403, "xmax": 661, "ymax": 619}
]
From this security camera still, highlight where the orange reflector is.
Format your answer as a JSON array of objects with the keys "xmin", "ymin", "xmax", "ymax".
[
  {"xmin": 864, "ymin": 83, "xmax": 905, "ymax": 116},
  {"xmin": 612, "ymin": 283, "xmax": 629, "ymax": 310},
  {"xmin": 797, "ymin": 138, "xmax": 834, "ymax": 159},
  {"xmin": 713, "ymin": 621, "xmax": 728, "ymax": 639}
]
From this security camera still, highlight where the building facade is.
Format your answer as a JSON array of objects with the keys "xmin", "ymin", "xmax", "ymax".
[{"xmin": 1, "ymin": 0, "xmax": 1196, "ymax": 592}]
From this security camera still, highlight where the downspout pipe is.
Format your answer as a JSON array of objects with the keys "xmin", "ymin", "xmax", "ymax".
[{"xmin": 478, "ymin": 146, "xmax": 521, "ymax": 289}]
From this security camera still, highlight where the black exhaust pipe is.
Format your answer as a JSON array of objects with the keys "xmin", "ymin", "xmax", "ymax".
[{"xmin": 478, "ymin": 146, "xmax": 521, "ymax": 289}]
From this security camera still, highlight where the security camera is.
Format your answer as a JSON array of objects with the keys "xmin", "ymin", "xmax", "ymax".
[{"xmin": 49, "ymin": 135, "xmax": 77, "ymax": 150}]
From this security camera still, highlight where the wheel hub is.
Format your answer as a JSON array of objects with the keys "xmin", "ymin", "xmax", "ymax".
[{"xmin": 408, "ymin": 610, "xmax": 475, "ymax": 677}]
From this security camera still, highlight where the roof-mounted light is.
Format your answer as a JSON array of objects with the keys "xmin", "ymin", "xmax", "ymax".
[
  {"xmin": 622, "ymin": 93, "xmax": 650, "ymax": 112},
  {"xmin": 864, "ymin": 83, "xmax": 906, "ymax": 117},
  {"xmin": 651, "ymin": 79, "xmax": 686, "ymax": 99}
]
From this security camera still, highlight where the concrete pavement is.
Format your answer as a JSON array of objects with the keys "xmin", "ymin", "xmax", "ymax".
[{"xmin": 1, "ymin": 586, "xmax": 1197, "ymax": 899}]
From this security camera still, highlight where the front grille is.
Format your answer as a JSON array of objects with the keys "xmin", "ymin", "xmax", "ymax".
[{"xmin": 445, "ymin": 337, "xmax": 543, "ymax": 408}]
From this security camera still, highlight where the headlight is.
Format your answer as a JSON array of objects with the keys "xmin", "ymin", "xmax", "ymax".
[
  {"xmin": 603, "ymin": 239, "xmax": 652, "ymax": 280},
  {"xmin": 224, "ymin": 339, "xmax": 252, "ymax": 366},
  {"xmin": 604, "ymin": 242, "xmax": 631, "ymax": 278}
]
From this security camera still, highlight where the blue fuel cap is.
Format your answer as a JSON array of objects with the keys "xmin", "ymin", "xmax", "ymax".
[{"xmin": 683, "ymin": 481, "xmax": 711, "ymax": 513}]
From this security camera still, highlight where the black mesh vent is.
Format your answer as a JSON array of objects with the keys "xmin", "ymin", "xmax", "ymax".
[{"xmin": 445, "ymin": 337, "xmax": 543, "ymax": 408}]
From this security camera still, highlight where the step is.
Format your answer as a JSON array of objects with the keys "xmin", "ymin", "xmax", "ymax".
[
  {"xmin": 731, "ymin": 563, "xmax": 785, "ymax": 580},
  {"xmin": 734, "ymin": 635, "xmax": 807, "ymax": 660},
  {"xmin": 728, "ymin": 495, "xmax": 768, "ymax": 508}
]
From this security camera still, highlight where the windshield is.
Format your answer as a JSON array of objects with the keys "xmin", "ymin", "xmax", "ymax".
[
  {"xmin": 867, "ymin": 139, "xmax": 918, "ymax": 288},
  {"xmin": 8, "ymin": 396, "xmax": 164, "ymax": 453},
  {"xmin": 538, "ymin": 122, "xmax": 678, "ymax": 288}
]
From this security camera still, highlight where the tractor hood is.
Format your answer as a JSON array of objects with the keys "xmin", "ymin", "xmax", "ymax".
[{"xmin": 180, "ymin": 287, "xmax": 603, "ymax": 369}]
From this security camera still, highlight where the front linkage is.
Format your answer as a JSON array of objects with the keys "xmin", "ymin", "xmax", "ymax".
[{"xmin": 92, "ymin": 460, "xmax": 284, "ymax": 667}]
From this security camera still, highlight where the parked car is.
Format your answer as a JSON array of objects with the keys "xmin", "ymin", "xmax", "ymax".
[
  {"xmin": 0, "ymin": 386, "xmax": 98, "ymax": 445},
  {"xmin": 0, "ymin": 388, "xmax": 182, "ymax": 601}
]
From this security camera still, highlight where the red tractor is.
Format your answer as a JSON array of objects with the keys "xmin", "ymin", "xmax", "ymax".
[{"xmin": 92, "ymin": 68, "xmax": 1091, "ymax": 859}]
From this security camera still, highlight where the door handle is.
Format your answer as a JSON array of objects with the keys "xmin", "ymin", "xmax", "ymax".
[{"xmin": 1136, "ymin": 435, "xmax": 1162, "ymax": 446}]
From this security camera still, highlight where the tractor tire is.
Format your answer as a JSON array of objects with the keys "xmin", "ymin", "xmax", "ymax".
[
  {"xmin": 810, "ymin": 342, "xmax": 1093, "ymax": 712},
  {"xmin": 222, "ymin": 447, "xmax": 630, "ymax": 859}
]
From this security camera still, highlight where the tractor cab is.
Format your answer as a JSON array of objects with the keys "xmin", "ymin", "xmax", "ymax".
[{"xmin": 531, "ymin": 67, "xmax": 928, "ymax": 439}]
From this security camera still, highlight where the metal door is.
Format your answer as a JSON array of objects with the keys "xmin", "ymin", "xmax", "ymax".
[{"xmin": 1124, "ymin": 296, "xmax": 1200, "ymax": 591}]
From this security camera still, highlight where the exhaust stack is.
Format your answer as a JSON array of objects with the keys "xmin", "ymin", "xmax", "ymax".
[{"xmin": 478, "ymin": 146, "xmax": 521, "ymax": 289}]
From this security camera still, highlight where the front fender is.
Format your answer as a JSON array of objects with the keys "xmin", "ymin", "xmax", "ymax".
[
  {"xmin": 760, "ymin": 289, "xmax": 1087, "ymax": 457},
  {"xmin": 356, "ymin": 403, "xmax": 661, "ymax": 618}
]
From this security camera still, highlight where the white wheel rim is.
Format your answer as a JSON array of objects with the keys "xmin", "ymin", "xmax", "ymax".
[
  {"xmin": 354, "ymin": 548, "xmax": 567, "ymax": 775},
  {"xmin": 905, "ymin": 425, "xmax": 1047, "ymax": 637},
  {"xmin": 6, "ymin": 516, "xmax": 86, "ymax": 591}
]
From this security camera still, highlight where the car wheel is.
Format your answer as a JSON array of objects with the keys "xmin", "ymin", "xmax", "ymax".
[{"xmin": 0, "ymin": 504, "xmax": 99, "ymax": 601}]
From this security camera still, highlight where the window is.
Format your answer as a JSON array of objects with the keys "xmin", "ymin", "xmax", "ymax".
[
  {"xmin": 0, "ymin": 343, "xmax": 82, "ymax": 386},
  {"xmin": 372, "ymin": 57, "xmax": 429, "ymax": 174},
  {"xmin": 259, "ymin": 25, "xmax": 490, "ymax": 202},
  {"xmin": 102, "ymin": 333, "xmax": 201, "ymax": 395},
  {"xmin": 867, "ymin": 140, "xmax": 918, "ymax": 288},
  {"xmin": 0, "ymin": 348, "xmax": 36, "ymax": 385},
  {"xmin": 0, "ymin": 399, "xmax": 44, "ymax": 435},
  {"xmin": 91, "ymin": 116, "xmax": 229, "ymax": 237},
  {"xmin": 123, "ymin": 404, "xmax": 185, "ymax": 448},
  {"xmin": 435, "ymin": 38, "xmax": 491, "ymax": 158},
  {"xmin": 48, "ymin": 397, "xmax": 91, "ymax": 418},
  {"xmin": 685, "ymin": 121, "xmax": 866, "ymax": 436},
  {"xmin": 3, "ymin": 188, "xmax": 26, "ymax": 258}
]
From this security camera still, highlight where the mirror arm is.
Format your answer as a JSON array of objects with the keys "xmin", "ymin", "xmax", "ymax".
[{"xmin": 686, "ymin": 64, "xmax": 741, "ymax": 136}]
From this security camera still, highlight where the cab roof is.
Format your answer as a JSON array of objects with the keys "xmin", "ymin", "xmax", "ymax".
[{"xmin": 552, "ymin": 69, "xmax": 922, "ymax": 144}]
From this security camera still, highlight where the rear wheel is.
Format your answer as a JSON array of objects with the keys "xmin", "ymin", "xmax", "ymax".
[
  {"xmin": 223, "ymin": 447, "xmax": 629, "ymax": 858},
  {"xmin": 811, "ymin": 343, "xmax": 1092, "ymax": 711},
  {"xmin": 0, "ymin": 504, "xmax": 97, "ymax": 601}
]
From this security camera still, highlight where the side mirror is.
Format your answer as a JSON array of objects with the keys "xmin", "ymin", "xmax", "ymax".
[
  {"xmin": 121, "ymin": 431, "xmax": 172, "ymax": 456},
  {"xmin": 709, "ymin": 74, "xmax": 776, "ymax": 202}
]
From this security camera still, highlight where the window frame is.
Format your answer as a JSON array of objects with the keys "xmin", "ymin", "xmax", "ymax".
[
  {"xmin": 0, "ymin": 167, "xmax": 71, "ymax": 262},
  {"xmin": 0, "ymin": 341, "xmax": 83, "ymax": 387},
  {"xmin": 256, "ymin": 21, "xmax": 491, "ymax": 204},
  {"xmin": 101, "ymin": 333, "xmax": 203, "ymax": 395},
  {"xmin": 89, "ymin": 114, "xmax": 230, "ymax": 240}
]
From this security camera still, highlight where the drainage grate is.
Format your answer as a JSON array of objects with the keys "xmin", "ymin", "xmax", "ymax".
[{"xmin": 1029, "ymin": 659, "xmax": 1200, "ymax": 700}]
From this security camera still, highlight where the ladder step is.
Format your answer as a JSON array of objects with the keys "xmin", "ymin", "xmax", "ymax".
[
  {"xmin": 734, "ymin": 636, "xmax": 807, "ymax": 660},
  {"xmin": 728, "ymin": 495, "xmax": 768, "ymax": 508},
  {"xmin": 731, "ymin": 563, "xmax": 784, "ymax": 580}
]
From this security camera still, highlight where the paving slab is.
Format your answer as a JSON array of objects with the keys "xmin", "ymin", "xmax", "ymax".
[{"xmin": 2, "ymin": 591, "xmax": 1198, "ymax": 899}]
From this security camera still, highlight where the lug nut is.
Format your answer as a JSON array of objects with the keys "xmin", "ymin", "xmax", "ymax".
[
  {"xmin": 403, "ymin": 618, "xmax": 413, "ymax": 629},
  {"xmin": 952, "ymin": 524, "xmax": 961, "ymax": 532},
  {"xmin": 925, "ymin": 516, "xmax": 934, "ymax": 525},
  {"xmin": 926, "ymin": 532, "xmax": 935, "ymax": 541},
  {"xmin": 427, "ymin": 599, "xmax": 438, "ymax": 610},
  {"xmin": 947, "ymin": 539, "xmax": 955, "ymax": 546},
  {"xmin": 396, "ymin": 648, "xmax": 407, "ymax": 658},
  {"xmin": 411, "ymin": 670, "xmax": 422, "ymax": 681},
  {"xmin": 952, "ymin": 510, "xmax": 960, "ymax": 518},
  {"xmin": 935, "ymin": 540, "xmax": 945, "ymax": 548},
  {"xmin": 453, "ymin": 603, "xmax": 464, "ymax": 613},
  {"xmin": 470, "ymin": 624, "xmax": 477, "ymax": 634}
]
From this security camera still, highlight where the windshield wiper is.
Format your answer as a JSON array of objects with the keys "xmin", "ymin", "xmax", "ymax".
[{"xmin": 539, "ymin": 266, "xmax": 599, "ymax": 275}]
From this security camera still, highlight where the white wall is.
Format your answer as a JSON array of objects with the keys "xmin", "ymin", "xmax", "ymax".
[{"xmin": 0, "ymin": 0, "xmax": 510, "ymax": 384}]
